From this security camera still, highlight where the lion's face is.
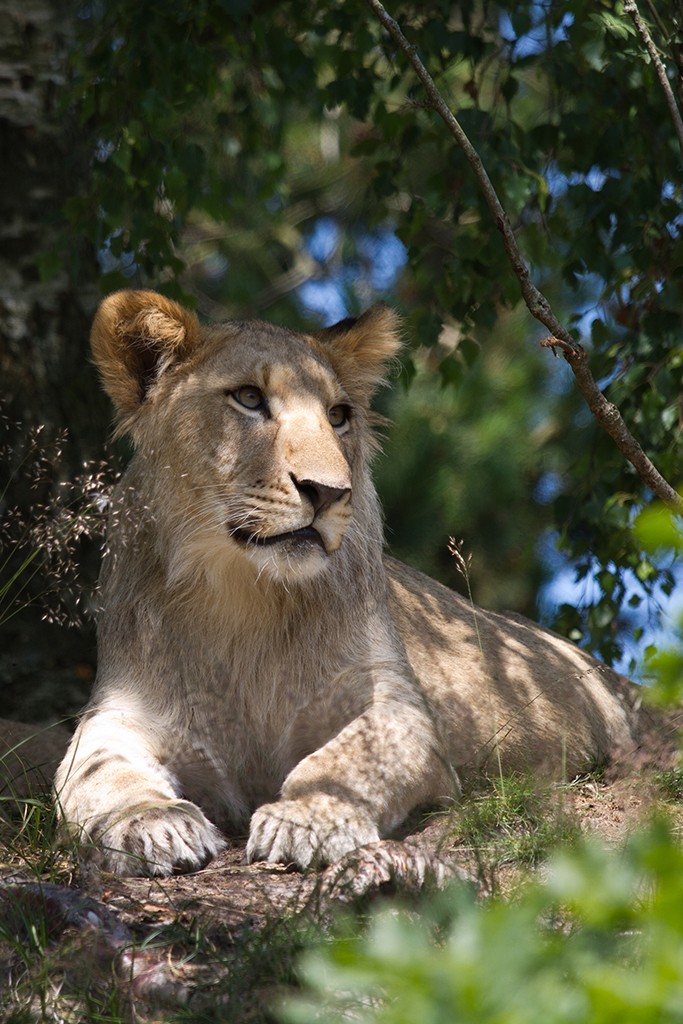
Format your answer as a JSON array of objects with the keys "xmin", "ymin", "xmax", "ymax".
[
  {"xmin": 161, "ymin": 325, "xmax": 357, "ymax": 581},
  {"xmin": 91, "ymin": 291, "xmax": 401, "ymax": 586}
]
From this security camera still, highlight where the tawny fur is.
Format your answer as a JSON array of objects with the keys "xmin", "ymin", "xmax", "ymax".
[{"xmin": 54, "ymin": 290, "xmax": 636, "ymax": 876}]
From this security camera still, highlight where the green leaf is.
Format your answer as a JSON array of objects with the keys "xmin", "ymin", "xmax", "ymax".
[
  {"xmin": 35, "ymin": 251, "xmax": 63, "ymax": 285},
  {"xmin": 635, "ymin": 504, "xmax": 683, "ymax": 553},
  {"xmin": 438, "ymin": 354, "xmax": 462, "ymax": 387},
  {"xmin": 110, "ymin": 145, "xmax": 132, "ymax": 174},
  {"xmin": 598, "ymin": 10, "xmax": 637, "ymax": 39}
]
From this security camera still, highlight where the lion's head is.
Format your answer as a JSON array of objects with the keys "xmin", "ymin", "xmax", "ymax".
[{"xmin": 91, "ymin": 290, "xmax": 401, "ymax": 587}]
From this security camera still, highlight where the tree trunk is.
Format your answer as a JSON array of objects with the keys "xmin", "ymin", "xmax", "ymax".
[{"xmin": 0, "ymin": 0, "xmax": 107, "ymax": 725}]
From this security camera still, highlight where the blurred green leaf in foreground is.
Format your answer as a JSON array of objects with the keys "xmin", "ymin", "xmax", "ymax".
[{"xmin": 282, "ymin": 822, "xmax": 683, "ymax": 1024}]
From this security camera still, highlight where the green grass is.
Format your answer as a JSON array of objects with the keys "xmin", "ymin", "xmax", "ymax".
[
  {"xmin": 0, "ymin": 783, "xmax": 64, "ymax": 883},
  {"xmin": 654, "ymin": 766, "xmax": 683, "ymax": 802},
  {"xmin": 451, "ymin": 772, "xmax": 583, "ymax": 884}
]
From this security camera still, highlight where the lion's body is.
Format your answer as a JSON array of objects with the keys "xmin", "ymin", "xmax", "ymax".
[
  {"xmin": 388, "ymin": 558, "xmax": 634, "ymax": 774},
  {"xmin": 55, "ymin": 290, "xmax": 635, "ymax": 876}
]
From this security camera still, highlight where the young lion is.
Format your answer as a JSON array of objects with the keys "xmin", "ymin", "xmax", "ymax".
[{"xmin": 55, "ymin": 290, "xmax": 636, "ymax": 876}]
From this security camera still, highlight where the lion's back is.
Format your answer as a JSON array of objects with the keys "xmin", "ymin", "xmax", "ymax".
[{"xmin": 384, "ymin": 556, "xmax": 637, "ymax": 777}]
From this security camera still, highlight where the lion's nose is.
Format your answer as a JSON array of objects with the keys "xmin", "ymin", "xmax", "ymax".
[{"xmin": 292, "ymin": 475, "xmax": 351, "ymax": 515}]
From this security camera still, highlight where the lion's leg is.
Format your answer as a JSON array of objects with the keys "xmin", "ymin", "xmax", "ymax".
[
  {"xmin": 247, "ymin": 696, "xmax": 453, "ymax": 869},
  {"xmin": 54, "ymin": 711, "xmax": 225, "ymax": 876}
]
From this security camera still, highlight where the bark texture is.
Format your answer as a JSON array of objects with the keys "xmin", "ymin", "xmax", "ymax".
[
  {"xmin": 0, "ymin": 0, "xmax": 106, "ymax": 724},
  {"xmin": 0, "ymin": 0, "xmax": 105, "ymax": 452}
]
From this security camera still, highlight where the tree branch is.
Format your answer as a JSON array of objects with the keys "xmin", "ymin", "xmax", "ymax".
[
  {"xmin": 364, "ymin": 0, "xmax": 683, "ymax": 515},
  {"xmin": 623, "ymin": 0, "xmax": 683, "ymax": 166}
]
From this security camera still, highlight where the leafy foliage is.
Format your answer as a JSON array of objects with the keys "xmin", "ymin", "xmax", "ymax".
[
  {"xmin": 635, "ymin": 500, "xmax": 683, "ymax": 699},
  {"xmin": 282, "ymin": 822, "xmax": 683, "ymax": 1024},
  {"xmin": 375, "ymin": 308, "xmax": 576, "ymax": 612}
]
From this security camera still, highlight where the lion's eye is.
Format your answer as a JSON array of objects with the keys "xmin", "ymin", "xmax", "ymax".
[
  {"xmin": 328, "ymin": 405, "xmax": 349, "ymax": 429},
  {"xmin": 233, "ymin": 386, "xmax": 264, "ymax": 410}
]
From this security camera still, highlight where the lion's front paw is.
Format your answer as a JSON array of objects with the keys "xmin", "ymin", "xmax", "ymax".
[
  {"xmin": 246, "ymin": 795, "xmax": 380, "ymax": 869},
  {"xmin": 87, "ymin": 801, "xmax": 226, "ymax": 876},
  {"xmin": 321, "ymin": 840, "xmax": 474, "ymax": 899}
]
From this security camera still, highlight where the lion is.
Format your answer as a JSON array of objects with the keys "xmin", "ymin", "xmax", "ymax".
[{"xmin": 54, "ymin": 289, "xmax": 636, "ymax": 876}]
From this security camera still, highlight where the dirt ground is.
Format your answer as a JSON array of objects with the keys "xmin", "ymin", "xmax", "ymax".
[
  {"xmin": 575, "ymin": 703, "xmax": 683, "ymax": 841},
  {"xmin": 1, "ymin": 700, "xmax": 682, "ymax": 1015}
]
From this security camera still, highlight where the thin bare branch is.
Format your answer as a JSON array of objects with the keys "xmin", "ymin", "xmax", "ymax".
[
  {"xmin": 364, "ymin": 0, "xmax": 683, "ymax": 515},
  {"xmin": 623, "ymin": 0, "xmax": 683, "ymax": 165},
  {"xmin": 644, "ymin": 0, "xmax": 670, "ymax": 42}
]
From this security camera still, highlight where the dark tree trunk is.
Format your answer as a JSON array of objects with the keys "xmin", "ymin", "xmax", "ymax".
[
  {"xmin": 0, "ymin": 0, "xmax": 105, "ymax": 449},
  {"xmin": 0, "ymin": 0, "xmax": 109, "ymax": 724}
]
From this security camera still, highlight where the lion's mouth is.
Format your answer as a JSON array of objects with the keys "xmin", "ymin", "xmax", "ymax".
[{"xmin": 231, "ymin": 525, "xmax": 325, "ymax": 550}]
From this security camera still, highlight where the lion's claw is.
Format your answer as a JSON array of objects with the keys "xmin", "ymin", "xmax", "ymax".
[
  {"xmin": 246, "ymin": 795, "xmax": 380, "ymax": 869},
  {"xmin": 89, "ymin": 801, "xmax": 226, "ymax": 876}
]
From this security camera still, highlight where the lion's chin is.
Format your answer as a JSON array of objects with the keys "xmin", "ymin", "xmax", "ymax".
[{"xmin": 231, "ymin": 525, "xmax": 335, "ymax": 582}]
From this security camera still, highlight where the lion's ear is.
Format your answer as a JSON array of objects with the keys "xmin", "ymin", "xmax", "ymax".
[
  {"xmin": 313, "ymin": 303, "xmax": 402, "ymax": 402},
  {"xmin": 90, "ymin": 289, "xmax": 201, "ymax": 428}
]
